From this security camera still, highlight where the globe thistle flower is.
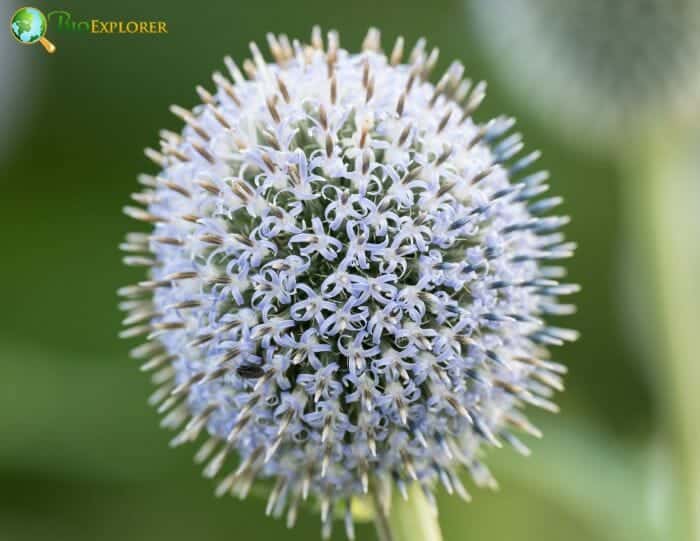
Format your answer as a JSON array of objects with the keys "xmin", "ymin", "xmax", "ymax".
[
  {"xmin": 469, "ymin": 0, "xmax": 700, "ymax": 148},
  {"xmin": 119, "ymin": 27, "xmax": 578, "ymax": 538}
]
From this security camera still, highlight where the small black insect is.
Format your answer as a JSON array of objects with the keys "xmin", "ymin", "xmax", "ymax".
[{"xmin": 236, "ymin": 364, "xmax": 265, "ymax": 379}]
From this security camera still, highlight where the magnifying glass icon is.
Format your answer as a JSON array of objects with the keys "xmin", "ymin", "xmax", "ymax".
[{"xmin": 10, "ymin": 7, "xmax": 56, "ymax": 54}]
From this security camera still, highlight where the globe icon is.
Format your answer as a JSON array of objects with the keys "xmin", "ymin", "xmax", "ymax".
[
  {"xmin": 10, "ymin": 7, "xmax": 55, "ymax": 52},
  {"xmin": 10, "ymin": 7, "xmax": 45, "ymax": 43}
]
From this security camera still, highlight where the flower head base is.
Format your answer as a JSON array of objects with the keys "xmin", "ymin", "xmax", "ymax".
[{"xmin": 120, "ymin": 27, "xmax": 577, "ymax": 538}]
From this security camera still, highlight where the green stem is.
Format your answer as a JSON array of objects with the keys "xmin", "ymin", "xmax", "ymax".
[
  {"xmin": 372, "ymin": 483, "xmax": 443, "ymax": 541},
  {"xmin": 371, "ymin": 486, "xmax": 395, "ymax": 541},
  {"xmin": 621, "ymin": 126, "xmax": 700, "ymax": 541}
]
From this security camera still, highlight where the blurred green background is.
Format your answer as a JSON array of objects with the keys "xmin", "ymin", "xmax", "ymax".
[{"xmin": 2, "ymin": 0, "xmax": 691, "ymax": 539}]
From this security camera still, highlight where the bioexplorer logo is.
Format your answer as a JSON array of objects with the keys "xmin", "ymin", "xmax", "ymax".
[
  {"xmin": 10, "ymin": 7, "xmax": 168, "ymax": 54},
  {"xmin": 48, "ymin": 10, "xmax": 168, "ymax": 35}
]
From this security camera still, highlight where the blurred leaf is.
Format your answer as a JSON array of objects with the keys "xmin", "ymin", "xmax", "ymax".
[
  {"xmin": 0, "ymin": 343, "xmax": 181, "ymax": 481},
  {"xmin": 0, "ymin": 472, "xmax": 365, "ymax": 541},
  {"xmin": 485, "ymin": 417, "xmax": 664, "ymax": 541}
]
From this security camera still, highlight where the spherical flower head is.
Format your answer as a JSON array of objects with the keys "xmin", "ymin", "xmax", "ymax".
[{"xmin": 120, "ymin": 27, "xmax": 578, "ymax": 538}]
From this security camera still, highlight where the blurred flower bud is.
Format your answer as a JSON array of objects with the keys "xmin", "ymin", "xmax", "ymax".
[{"xmin": 469, "ymin": 0, "xmax": 700, "ymax": 150}]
